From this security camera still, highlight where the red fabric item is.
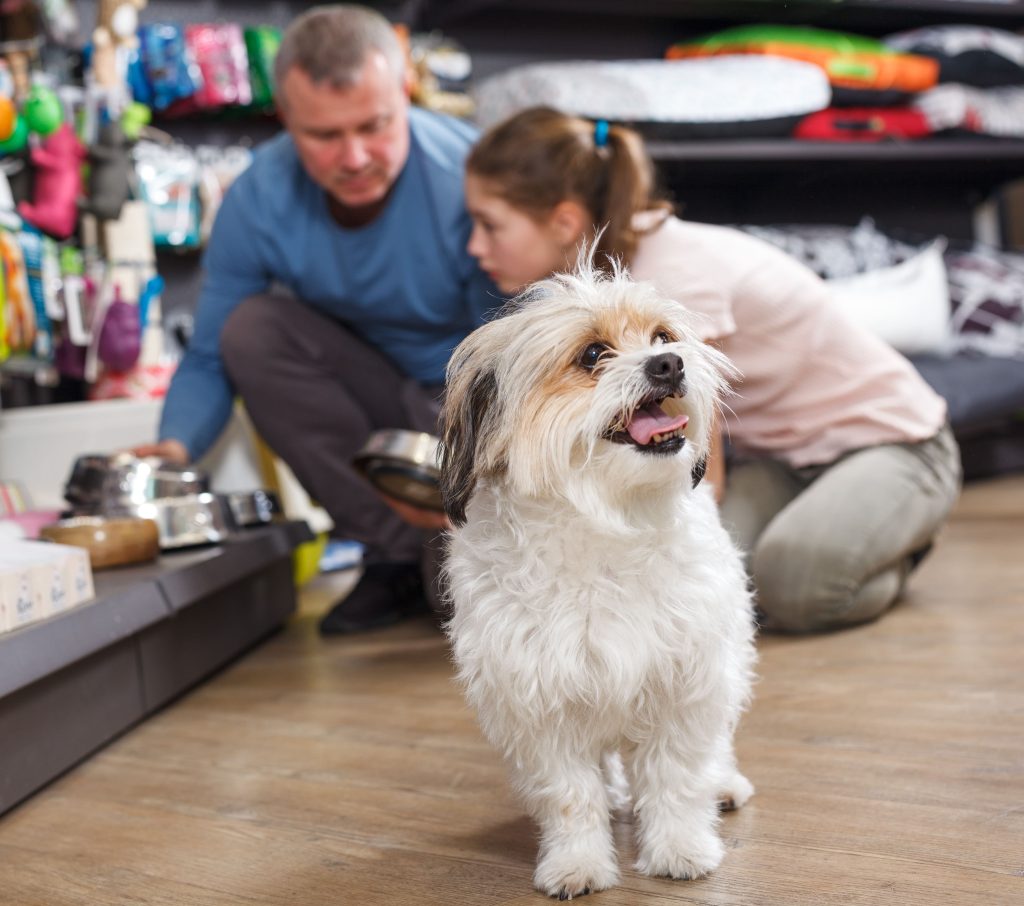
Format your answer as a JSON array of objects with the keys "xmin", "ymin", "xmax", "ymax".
[{"xmin": 794, "ymin": 107, "xmax": 933, "ymax": 141}]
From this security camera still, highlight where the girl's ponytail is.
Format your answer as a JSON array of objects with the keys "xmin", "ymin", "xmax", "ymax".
[
  {"xmin": 467, "ymin": 106, "xmax": 670, "ymax": 268},
  {"xmin": 597, "ymin": 123, "xmax": 668, "ymax": 266}
]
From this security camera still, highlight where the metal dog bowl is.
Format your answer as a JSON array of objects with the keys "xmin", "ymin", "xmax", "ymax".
[
  {"xmin": 223, "ymin": 489, "xmax": 281, "ymax": 528},
  {"xmin": 353, "ymin": 429, "xmax": 444, "ymax": 512},
  {"xmin": 106, "ymin": 493, "xmax": 231, "ymax": 550},
  {"xmin": 65, "ymin": 452, "xmax": 210, "ymax": 512}
]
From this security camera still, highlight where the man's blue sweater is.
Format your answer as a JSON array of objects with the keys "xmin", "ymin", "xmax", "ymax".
[{"xmin": 159, "ymin": 107, "xmax": 500, "ymax": 459}]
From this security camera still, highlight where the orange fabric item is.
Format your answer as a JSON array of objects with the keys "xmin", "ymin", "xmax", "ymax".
[{"xmin": 668, "ymin": 44, "xmax": 938, "ymax": 93}]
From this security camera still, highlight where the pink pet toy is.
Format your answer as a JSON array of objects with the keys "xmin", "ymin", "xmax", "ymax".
[{"xmin": 18, "ymin": 123, "xmax": 86, "ymax": 239}]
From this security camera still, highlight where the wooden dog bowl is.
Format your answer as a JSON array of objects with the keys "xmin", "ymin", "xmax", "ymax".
[{"xmin": 40, "ymin": 516, "xmax": 161, "ymax": 569}]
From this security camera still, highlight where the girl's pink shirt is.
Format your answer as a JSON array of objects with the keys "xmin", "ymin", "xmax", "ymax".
[{"xmin": 630, "ymin": 216, "xmax": 947, "ymax": 467}]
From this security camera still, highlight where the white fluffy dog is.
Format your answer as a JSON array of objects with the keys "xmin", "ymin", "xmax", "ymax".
[{"xmin": 439, "ymin": 264, "xmax": 757, "ymax": 900}]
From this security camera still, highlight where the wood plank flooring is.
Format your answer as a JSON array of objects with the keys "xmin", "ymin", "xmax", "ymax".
[{"xmin": 1, "ymin": 475, "xmax": 1023, "ymax": 905}]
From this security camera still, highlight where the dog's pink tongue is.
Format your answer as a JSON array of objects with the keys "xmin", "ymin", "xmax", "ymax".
[{"xmin": 626, "ymin": 402, "xmax": 689, "ymax": 445}]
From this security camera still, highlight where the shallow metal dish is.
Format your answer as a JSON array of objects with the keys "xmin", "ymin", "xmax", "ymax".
[
  {"xmin": 352, "ymin": 429, "xmax": 444, "ymax": 512},
  {"xmin": 65, "ymin": 453, "xmax": 210, "ymax": 512},
  {"xmin": 63, "ymin": 453, "xmax": 114, "ymax": 510},
  {"xmin": 223, "ymin": 489, "xmax": 281, "ymax": 528},
  {"xmin": 106, "ymin": 493, "xmax": 231, "ymax": 550}
]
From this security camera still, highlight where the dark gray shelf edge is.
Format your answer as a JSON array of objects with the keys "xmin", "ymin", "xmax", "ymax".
[
  {"xmin": 849, "ymin": 0, "xmax": 1024, "ymax": 13},
  {"xmin": 156, "ymin": 520, "xmax": 313, "ymax": 611},
  {"xmin": 646, "ymin": 138, "xmax": 1024, "ymax": 163},
  {"xmin": 0, "ymin": 520, "xmax": 313, "ymax": 699},
  {"xmin": 0, "ymin": 581, "xmax": 168, "ymax": 700},
  {"xmin": 424, "ymin": 0, "xmax": 1024, "ymax": 23},
  {"xmin": 809, "ymin": 0, "xmax": 1024, "ymax": 18}
]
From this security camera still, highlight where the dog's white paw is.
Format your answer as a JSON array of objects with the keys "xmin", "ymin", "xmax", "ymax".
[
  {"xmin": 635, "ymin": 827, "xmax": 725, "ymax": 881},
  {"xmin": 534, "ymin": 845, "xmax": 619, "ymax": 900},
  {"xmin": 717, "ymin": 772, "xmax": 754, "ymax": 811}
]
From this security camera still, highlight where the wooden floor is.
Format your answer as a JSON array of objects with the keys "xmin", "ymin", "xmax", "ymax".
[{"xmin": 2, "ymin": 476, "xmax": 1023, "ymax": 905}]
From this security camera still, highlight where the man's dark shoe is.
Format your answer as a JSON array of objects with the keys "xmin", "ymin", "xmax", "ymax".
[{"xmin": 319, "ymin": 561, "xmax": 427, "ymax": 635}]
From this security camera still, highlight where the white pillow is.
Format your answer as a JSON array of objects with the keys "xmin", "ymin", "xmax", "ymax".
[{"xmin": 826, "ymin": 241, "xmax": 953, "ymax": 355}]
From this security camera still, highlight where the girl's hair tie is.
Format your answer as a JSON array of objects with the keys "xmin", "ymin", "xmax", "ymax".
[{"xmin": 593, "ymin": 119, "xmax": 609, "ymax": 148}]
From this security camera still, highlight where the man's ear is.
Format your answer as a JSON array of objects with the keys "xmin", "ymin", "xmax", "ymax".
[{"xmin": 548, "ymin": 199, "xmax": 589, "ymax": 248}]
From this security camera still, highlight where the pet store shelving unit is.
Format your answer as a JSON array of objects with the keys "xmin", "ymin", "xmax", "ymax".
[
  {"xmin": 119, "ymin": 0, "xmax": 1024, "ymax": 303},
  {"xmin": 423, "ymin": 0, "xmax": 1024, "ymax": 240}
]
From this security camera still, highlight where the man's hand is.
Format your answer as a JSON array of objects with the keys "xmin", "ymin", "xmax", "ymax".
[
  {"xmin": 380, "ymin": 492, "xmax": 451, "ymax": 531},
  {"xmin": 129, "ymin": 439, "xmax": 190, "ymax": 465}
]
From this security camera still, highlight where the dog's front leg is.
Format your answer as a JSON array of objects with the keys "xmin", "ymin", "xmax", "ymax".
[
  {"xmin": 629, "ymin": 720, "xmax": 726, "ymax": 881},
  {"xmin": 513, "ymin": 750, "xmax": 620, "ymax": 899}
]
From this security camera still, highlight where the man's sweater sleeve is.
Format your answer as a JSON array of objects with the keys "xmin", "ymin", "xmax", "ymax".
[{"xmin": 158, "ymin": 179, "xmax": 271, "ymax": 460}]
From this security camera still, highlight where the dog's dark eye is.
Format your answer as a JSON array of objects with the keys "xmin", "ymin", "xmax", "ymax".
[
  {"xmin": 654, "ymin": 330, "xmax": 673, "ymax": 345},
  {"xmin": 579, "ymin": 342, "xmax": 607, "ymax": 370}
]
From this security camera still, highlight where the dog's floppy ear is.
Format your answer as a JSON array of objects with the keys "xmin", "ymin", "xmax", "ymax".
[
  {"xmin": 439, "ymin": 366, "xmax": 500, "ymax": 526},
  {"xmin": 691, "ymin": 455, "xmax": 707, "ymax": 489}
]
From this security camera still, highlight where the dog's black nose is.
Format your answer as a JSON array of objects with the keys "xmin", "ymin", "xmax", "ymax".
[{"xmin": 645, "ymin": 352, "xmax": 684, "ymax": 390}]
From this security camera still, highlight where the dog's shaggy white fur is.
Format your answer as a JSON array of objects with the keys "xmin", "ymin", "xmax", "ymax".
[{"xmin": 439, "ymin": 265, "xmax": 756, "ymax": 899}]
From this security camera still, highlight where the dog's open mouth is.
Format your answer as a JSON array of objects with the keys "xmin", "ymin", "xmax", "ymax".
[{"xmin": 606, "ymin": 392, "xmax": 688, "ymax": 456}]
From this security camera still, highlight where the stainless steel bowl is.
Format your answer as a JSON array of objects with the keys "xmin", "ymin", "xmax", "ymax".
[
  {"xmin": 223, "ymin": 489, "xmax": 281, "ymax": 528},
  {"xmin": 65, "ymin": 453, "xmax": 210, "ymax": 512},
  {"xmin": 106, "ymin": 493, "xmax": 231, "ymax": 549},
  {"xmin": 352, "ymin": 429, "xmax": 444, "ymax": 512},
  {"xmin": 63, "ymin": 453, "xmax": 115, "ymax": 510}
]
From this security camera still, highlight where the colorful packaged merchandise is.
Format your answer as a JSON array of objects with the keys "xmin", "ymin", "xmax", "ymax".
[
  {"xmin": 135, "ymin": 22, "xmax": 203, "ymax": 110},
  {"xmin": 0, "ymin": 229, "xmax": 35, "ymax": 354},
  {"xmin": 132, "ymin": 141, "xmax": 201, "ymax": 248},
  {"xmin": 244, "ymin": 25, "xmax": 281, "ymax": 109},
  {"xmin": 182, "ymin": 23, "xmax": 253, "ymax": 110}
]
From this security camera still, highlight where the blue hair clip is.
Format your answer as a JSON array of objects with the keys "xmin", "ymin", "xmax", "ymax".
[{"xmin": 593, "ymin": 119, "xmax": 609, "ymax": 148}]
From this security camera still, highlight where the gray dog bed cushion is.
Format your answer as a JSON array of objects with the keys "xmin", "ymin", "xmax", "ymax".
[
  {"xmin": 908, "ymin": 353, "xmax": 1024, "ymax": 432},
  {"xmin": 472, "ymin": 56, "xmax": 831, "ymax": 136}
]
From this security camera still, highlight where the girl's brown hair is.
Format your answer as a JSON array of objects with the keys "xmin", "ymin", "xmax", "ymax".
[{"xmin": 467, "ymin": 106, "xmax": 671, "ymax": 267}]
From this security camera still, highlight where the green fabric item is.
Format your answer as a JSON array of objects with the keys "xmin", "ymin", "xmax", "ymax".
[{"xmin": 677, "ymin": 24, "xmax": 897, "ymax": 56}]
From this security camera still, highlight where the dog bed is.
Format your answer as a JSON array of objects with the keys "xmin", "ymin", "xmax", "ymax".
[
  {"xmin": 886, "ymin": 25, "xmax": 1024, "ymax": 88},
  {"xmin": 913, "ymin": 83, "xmax": 1024, "ymax": 138},
  {"xmin": 472, "ymin": 56, "xmax": 831, "ymax": 138},
  {"xmin": 794, "ymin": 106, "xmax": 934, "ymax": 141}
]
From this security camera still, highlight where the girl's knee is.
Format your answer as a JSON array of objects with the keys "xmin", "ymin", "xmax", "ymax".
[{"xmin": 752, "ymin": 540, "xmax": 905, "ymax": 633}]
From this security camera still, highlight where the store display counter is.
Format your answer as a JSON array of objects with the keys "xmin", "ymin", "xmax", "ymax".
[{"xmin": 0, "ymin": 520, "xmax": 313, "ymax": 815}]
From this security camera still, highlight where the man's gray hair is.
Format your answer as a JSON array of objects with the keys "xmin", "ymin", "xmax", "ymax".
[{"xmin": 273, "ymin": 4, "xmax": 406, "ymax": 102}]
